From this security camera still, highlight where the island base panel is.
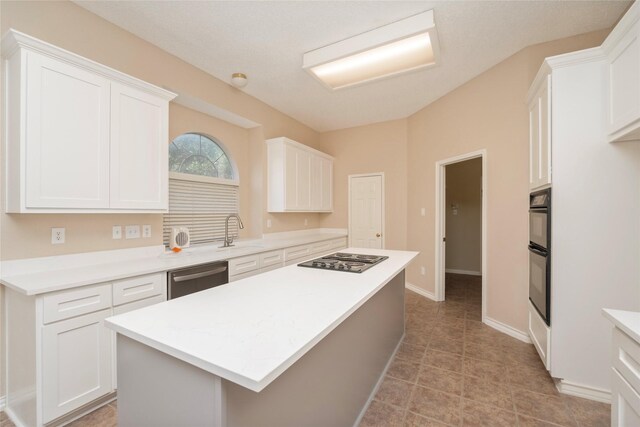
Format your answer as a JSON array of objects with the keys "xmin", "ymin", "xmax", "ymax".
[
  {"xmin": 117, "ymin": 334, "xmax": 226, "ymax": 427},
  {"xmin": 116, "ymin": 270, "xmax": 405, "ymax": 427},
  {"xmin": 225, "ymin": 270, "xmax": 405, "ymax": 427}
]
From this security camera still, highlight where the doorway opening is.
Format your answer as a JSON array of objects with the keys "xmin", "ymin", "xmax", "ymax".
[
  {"xmin": 348, "ymin": 173, "xmax": 385, "ymax": 249},
  {"xmin": 435, "ymin": 150, "xmax": 486, "ymax": 322}
]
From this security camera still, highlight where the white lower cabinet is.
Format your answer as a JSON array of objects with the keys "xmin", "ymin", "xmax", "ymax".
[
  {"xmin": 4, "ymin": 272, "xmax": 166, "ymax": 427},
  {"xmin": 611, "ymin": 327, "xmax": 640, "ymax": 426},
  {"xmin": 528, "ymin": 301, "xmax": 551, "ymax": 370},
  {"xmin": 42, "ymin": 309, "xmax": 113, "ymax": 423}
]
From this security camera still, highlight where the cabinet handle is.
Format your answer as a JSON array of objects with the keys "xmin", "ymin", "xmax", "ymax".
[{"xmin": 376, "ymin": 233, "xmax": 381, "ymax": 238}]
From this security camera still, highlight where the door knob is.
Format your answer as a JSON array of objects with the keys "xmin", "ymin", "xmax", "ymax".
[{"xmin": 376, "ymin": 233, "xmax": 381, "ymax": 238}]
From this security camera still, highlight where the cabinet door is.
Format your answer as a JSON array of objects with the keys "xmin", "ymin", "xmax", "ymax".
[
  {"xmin": 25, "ymin": 52, "xmax": 110, "ymax": 209},
  {"xmin": 320, "ymin": 157, "xmax": 333, "ymax": 211},
  {"xmin": 42, "ymin": 309, "xmax": 113, "ymax": 422},
  {"xmin": 528, "ymin": 75, "xmax": 551, "ymax": 190},
  {"xmin": 310, "ymin": 156, "xmax": 322, "ymax": 210},
  {"xmin": 609, "ymin": 21, "xmax": 640, "ymax": 136},
  {"xmin": 538, "ymin": 76, "xmax": 551, "ymax": 187},
  {"xmin": 296, "ymin": 149, "xmax": 311, "ymax": 210},
  {"xmin": 284, "ymin": 144, "xmax": 298, "ymax": 210},
  {"xmin": 110, "ymin": 83, "xmax": 168, "ymax": 210}
]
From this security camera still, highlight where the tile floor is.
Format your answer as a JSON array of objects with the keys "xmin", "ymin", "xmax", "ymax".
[
  {"xmin": 359, "ymin": 273, "xmax": 610, "ymax": 427},
  {"xmin": 0, "ymin": 274, "xmax": 610, "ymax": 427}
]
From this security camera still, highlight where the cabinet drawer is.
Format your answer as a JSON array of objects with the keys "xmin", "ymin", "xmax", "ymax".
[
  {"xmin": 284, "ymin": 245, "xmax": 312, "ymax": 262},
  {"xmin": 329, "ymin": 237, "xmax": 348, "ymax": 250},
  {"xmin": 113, "ymin": 273, "xmax": 164, "ymax": 306},
  {"xmin": 311, "ymin": 240, "xmax": 333, "ymax": 256},
  {"xmin": 229, "ymin": 270, "xmax": 258, "ymax": 282},
  {"xmin": 229, "ymin": 255, "xmax": 260, "ymax": 276},
  {"xmin": 259, "ymin": 250, "xmax": 284, "ymax": 268},
  {"xmin": 613, "ymin": 328, "xmax": 640, "ymax": 394},
  {"xmin": 43, "ymin": 283, "xmax": 112, "ymax": 324}
]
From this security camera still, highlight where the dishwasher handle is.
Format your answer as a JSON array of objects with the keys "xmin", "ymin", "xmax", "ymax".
[{"xmin": 172, "ymin": 266, "xmax": 228, "ymax": 283}]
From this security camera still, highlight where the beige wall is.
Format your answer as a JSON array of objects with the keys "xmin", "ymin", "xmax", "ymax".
[
  {"xmin": 0, "ymin": 0, "xmax": 323, "ymax": 262},
  {"xmin": 445, "ymin": 158, "xmax": 482, "ymax": 273},
  {"xmin": 319, "ymin": 119, "xmax": 408, "ymax": 250},
  {"xmin": 405, "ymin": 29, "xmax": 609, "ymax": 332}
]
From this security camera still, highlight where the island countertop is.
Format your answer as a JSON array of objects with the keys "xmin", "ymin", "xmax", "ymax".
[{"xmin": 105, "ymin": 248, "xmax": 418, "ymax": 392}]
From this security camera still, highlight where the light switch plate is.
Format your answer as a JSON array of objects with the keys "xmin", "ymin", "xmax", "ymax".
[
  {"xmin": 112, "ymin": 226, "xmax": 122, "ymax": 240},
  {"xmin": 266, "ymin": 219, "xmax": 272, "ymax": 228},
  {"xmin": 142, "ymin": 225, "xmax": 151, "ymax": 238},
  {"xmin": 421, "ymin": 208, "xmax": 426, "ymax": 216},
  {"xmin": 420, "ymin": 266, "xmax": 426, "ymax": 275},
  {"xmin": 51, "ymin": 228, "xmax": 65, "ymax": 244},
  {"xmin": 125, "ymin": 225, "xmax": 140, "ymax": 239}
]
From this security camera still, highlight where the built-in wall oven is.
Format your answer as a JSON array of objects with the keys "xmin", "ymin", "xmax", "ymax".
[
  {"xmin": 168, "ymin": 261, "xmax": 229, "ymax": 299},
  {"xmin": 529, "ymin": 188, "xmax": 550, "ymax": 325}
]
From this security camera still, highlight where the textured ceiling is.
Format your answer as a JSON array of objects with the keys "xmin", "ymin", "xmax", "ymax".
[{"xmin": 75, "ymin": 1, "xmax": 629, "ymax": 132}]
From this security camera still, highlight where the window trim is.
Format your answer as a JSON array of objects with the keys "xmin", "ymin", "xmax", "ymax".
[{"xmin": 169, "ymin": 171, "xmax": 239, "ymax": 187}]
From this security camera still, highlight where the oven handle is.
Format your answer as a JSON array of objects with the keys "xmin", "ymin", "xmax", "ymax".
[
  {"xmin": 172, "ymin": 266, "xmax": 228, "ymax": 283},
  {"xmin": 528, "ymin": 245, "xmax": 548, "ymax": 257}
]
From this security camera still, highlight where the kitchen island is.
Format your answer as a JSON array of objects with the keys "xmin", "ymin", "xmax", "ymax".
[{"xmin": 106, "ymin": 248, "xmax": 417, "ymax": 427}]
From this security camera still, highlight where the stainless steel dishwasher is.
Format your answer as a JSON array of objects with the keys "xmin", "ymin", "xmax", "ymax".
[{"xmin": 167, "ymin": 261, "xmax": 229, "ymax": 299}]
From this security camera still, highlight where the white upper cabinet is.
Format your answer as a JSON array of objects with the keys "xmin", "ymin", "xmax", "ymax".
[
  {"xmin": 528, "ymin": 74, "xmax": 552, "ymax": 190},
  {"xmin": 1, "ymin": 30, "xmax": 176, "ymax": 213},
  {"xmin": 266, "ymin": 137, "xmax": 333, "ymax": 212},
  {"xmin": 605, "ymin": 1, "xmax": 640, "ymax": 142},
  {"xmin": 110, "ymin": 83, "xmax": 168, "ymax": 210}
]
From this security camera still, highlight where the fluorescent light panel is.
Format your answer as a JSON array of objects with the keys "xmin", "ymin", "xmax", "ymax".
[{"xmin": 303, "ymin": 10, "xmax": 439, "ymax": 90}]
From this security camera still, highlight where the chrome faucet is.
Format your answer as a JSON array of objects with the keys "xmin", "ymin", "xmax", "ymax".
[{"xmin": 221, "ymin": 214, "xmax": 244, "ymax": 248}]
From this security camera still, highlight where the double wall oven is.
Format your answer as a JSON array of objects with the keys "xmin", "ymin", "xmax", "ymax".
[{"xmin": 529, "ymin": 188, "xmax": 551, "ymax": 325}]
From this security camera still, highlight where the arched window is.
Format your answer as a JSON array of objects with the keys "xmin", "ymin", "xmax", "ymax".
[
  {"xmin": 169, "ymin": 133, "xmax": 236, "ymax": 181},
  {"xmin": 165, "ymin": 133, "xmax": 240, "ymax": 247}
]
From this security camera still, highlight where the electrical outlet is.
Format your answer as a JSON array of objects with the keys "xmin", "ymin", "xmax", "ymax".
[
  {"xmin": 266, "ymin": 219, "xmax": 272, "ymax": 228},
  {"xmin": 421, "ymin": 207, "xmax": 426, "ymax": 216},
  {"xmin": 304, "ymin": 218, "xmax": 308, "ymax": 226},
  {"xmin": 142, "ymin": 225, "xmax": 151, "ymax": 238},
  {"xmin": 112, "ymin": 226, "xmax": 122, "ymax": 239},
  {"xmin": 420, "ymin": 266, "xmax": 426, "ymax": 275},
  {"xmin": 51, "ymin": 228, "xmax": 65, "ymax": 244},
  {"xmin": 125, "ymin": 225, "xmax": 141, "ymax": 239}
]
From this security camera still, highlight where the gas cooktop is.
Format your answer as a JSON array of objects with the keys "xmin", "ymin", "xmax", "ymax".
[{"xmin": 297, "ymin": 252, "xmax": 388, "ymax": 273}]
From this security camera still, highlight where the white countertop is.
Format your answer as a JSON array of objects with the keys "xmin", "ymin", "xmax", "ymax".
[
  {"xmin": 0, "ymin": 231, "xmax": 347, "ymax": 295},
  {"xmin": 105, "ymin": 248, "xmax": 418, "ymax": 392},
  {"xmin": 603, "ymin": 309, "xmax": 640, "ymax": 344}
]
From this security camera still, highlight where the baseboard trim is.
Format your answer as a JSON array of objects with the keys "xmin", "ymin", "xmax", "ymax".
[
  {"xmin": 4, "ymin": 406, "xmax": 28, "ymax": 427},
  {"xmin": 556, "ymin": 379, "xmax": 611, "ymax": 404},
  {"xmin": 0, "ymin": 395, "xmax": 5, "ymax": 411},
  {"xmin": 405, "ymin": 282, "xmax": 438, "ymax": 301},
  {"xmin": 445, "ymin": 269, "xmax": 481, "ymax": 276},
  {"xmin": 353, "ymin": 334, "xmax": 404, "ymax": 427},
  {"xmin": 484, "ymin": 316, "xmax": 531, "ymax": 344}
]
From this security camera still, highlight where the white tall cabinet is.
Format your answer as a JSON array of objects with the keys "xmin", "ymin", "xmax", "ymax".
[
  {"xmin": 1, "ymin": 30, "xmax": 175, "ymax": 213},
  {"xmin": 266, "ymin": 137, "xmax": 333, "ymax": 212},
  {"xmin": 527, "ymin": 6, "xmax": 640, "ymax": 398}
]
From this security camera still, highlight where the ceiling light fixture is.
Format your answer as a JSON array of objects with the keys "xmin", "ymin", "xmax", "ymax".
[
  {"xmin": 231, "ymin": 72, "xmax": 248, "ymax": 88},
  {"xmin": 303, "ymin": 10, "xmax": 440, "ymax": 90}
]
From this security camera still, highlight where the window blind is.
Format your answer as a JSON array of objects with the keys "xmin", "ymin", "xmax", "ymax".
[{"xmin": 163, "ymin": 178, "xmax": 240, "ymax": 246}]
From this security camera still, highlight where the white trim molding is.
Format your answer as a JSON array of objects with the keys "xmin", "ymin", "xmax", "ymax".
[
  {"xmin": 556, "ymin": 379, "xmax": 611, "ymax": 404},
  {"xmin": 434, "ymin": 150, "xmax": 487, "ymax": 320},
  {"xmin": 0, "ymin": 395, "xmax": 5, "ymax": 411},
  {"xmin": 445, "ymin": 269, "xmax": 481, "ymax": 276},
  {"xmin": 484, "ymin": 316, "xmax": 531, "ymax": 344},
  {"xmin": 405, "ymin": 282, "xmax": 437, "ymax": 302}
]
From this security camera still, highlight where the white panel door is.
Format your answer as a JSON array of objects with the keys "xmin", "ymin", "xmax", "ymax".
[
  {"xmin": 42, "ymin": 309, "xmax": 113, "ymax": 422},
  {"xmin": 110, "ymin": 82, "xmax": 168, "ymax": 210},
  {"xmin": 25, "ymin": 52, "xmax": 110, "ymax": 208},
  {"xmin": 529, "ymin": 95, "xmax": 540, "ymax": 189},
  {"xmin": 284, "ymin": 144, "xmax": 298, "ymax": 210},
  {"xmin": 349, "ymin": 175, "xmax": 383, "ymax": 248},
  {"xmin": 538, "ymin": 76, "xmax": 551, "ymax": 187}
]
